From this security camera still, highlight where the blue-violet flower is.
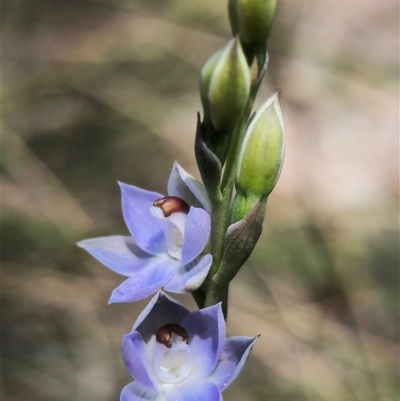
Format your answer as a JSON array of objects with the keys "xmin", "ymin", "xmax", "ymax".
[
  {"xmin": 121, "ymin": 291, "xmax": 257, "ymax": 401},
  {"xmin": 78, "ymin": 163, "xmax": 212, "ymax": 303}
]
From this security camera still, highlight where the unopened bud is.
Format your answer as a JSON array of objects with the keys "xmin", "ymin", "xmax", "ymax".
[
  {"xmin": 232, "ymin": 89, "xmax": 285, "ymax": 221},
  {"xmin": 229, "ymin": 0, "xmax": 277, "ymax": 46},
  {"xmin": 200, "ymin": 38, "xmax": 251, "ymax": 132}
]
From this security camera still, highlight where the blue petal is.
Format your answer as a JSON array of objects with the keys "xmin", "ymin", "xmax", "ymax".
[
  {"xmin": 163, "ymin": 254, "xmax": 212, "ymax": 293},
  {"xmin": 208, "ymin": 336, "xmax": 258, "ymax": 391},
  {"xmin": 122, "ymin": 332, "xmax": 160, "ymax": 390},
  {"xmin": 165, "ymin": 378, "xmax": 221, "ymax": 401},
  {"xmin": 77, "ymin": 236, "xmax": 152, "ymax": 276},
  {"xmin": 152, "ymin": 340, "xmax": 191, "ymax": 384},
  {"xmin": 168, "ymin": 162, "xmax": 211, "ymax": 213},
  {"xmin": 181, "ymin": 303, "xmax": 225, "ymax": 376},
  {"xmin": 121, "ymin": 382, "xmax": 166, "ymax": 401},
  {"xmin": 133, "ymin": 292, "xmax": 190, "ymax": 343},
  {"xmin": 181, "ymin": 207, "xmax": 211, "ymax": 265},
  {"xmin": 109, "ymin": 256, "xmax": 180, "ymax": 303},
  {"xmin": 119, "ymin": 183, "xmax": 166, "ymax": 255}
]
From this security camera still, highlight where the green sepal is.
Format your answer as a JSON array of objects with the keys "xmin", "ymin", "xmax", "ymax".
[
  {"xmin": 213, "ymin": 200, "xmax": 266, "ymax": 288},
  {"xmin": 194, "ymin": 113, "xmax": 223, "ymax": 202}
]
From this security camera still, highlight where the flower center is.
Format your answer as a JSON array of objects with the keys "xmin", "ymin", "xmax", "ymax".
[
  {"xmin": 154, "ymin": 324, "xmax": 191, "ymax": 384},
  {"xmin": 153, "ymin": 197, "xmax": 189, "ymax": 216},
  {"xmin": 156, "ymin": 324, "xmax": 189, "ymax": 348},
  {"xmin": 151, "ymin": 196, "xmax": 189, "ymax": 260}
]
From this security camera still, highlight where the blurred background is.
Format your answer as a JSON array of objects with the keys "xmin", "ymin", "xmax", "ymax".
[{"xmin": 3, "ymin": 0, "xmax": 399, "ymax": 400}]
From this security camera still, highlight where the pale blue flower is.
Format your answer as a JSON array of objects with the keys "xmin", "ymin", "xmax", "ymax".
[
  {"xmin": 78, "ymin": 163, "xmax": 212, "ymax": 303},
  {"xmin": 121, "ymin": 291, "xmax": 257, "ymax": 401}
]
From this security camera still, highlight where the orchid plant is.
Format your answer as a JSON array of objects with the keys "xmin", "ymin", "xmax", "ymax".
[{"xmin": 79, "ymin": 0, "xmax": 285, "ymax": 400}]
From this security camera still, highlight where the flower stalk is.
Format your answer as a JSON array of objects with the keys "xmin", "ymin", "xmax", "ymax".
[
  {"xmin": 78, "ymin": 1, "xmax": 283, "ymax": 399},
  {"xmin": 203, "ymin": 46, "xmax": 270, "ymax": 311}
]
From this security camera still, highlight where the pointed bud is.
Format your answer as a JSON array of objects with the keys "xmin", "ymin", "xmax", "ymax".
[
  {"xmin": 228, "ymin": 0, "xmax": 277, "ymax": 46},
  {"xmin": 200, "ymin": 38, "xmax": 251, "ymax": 132},
  {"xmin": 232, "ymin": 89, "xmax": 285, "ymax": 222},
  {"xmin": 194, "ymin": 113, "xmax": 223, "ymax": 196}
]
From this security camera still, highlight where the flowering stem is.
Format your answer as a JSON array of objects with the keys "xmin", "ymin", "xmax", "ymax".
[
  {"xmin": 206, "ymin": 197, "xmax": 229, "ymax": 289},
  {"xmin": 191, "ymin": 286, "xmax": 206, "ymax": 309},
  {"xmin": 204, "ymin": 98, "xmax": 256, "ymax": 311},
  {"xmin": 203, "ymin": 104, "xmax": 251, "ymax": 311},
  {"xmin": 204, "ymin": 49, "xmax": 267, "ymax": 312}
]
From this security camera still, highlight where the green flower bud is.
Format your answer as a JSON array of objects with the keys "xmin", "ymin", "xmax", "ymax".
[
  {"xmin": 228, "ymin": 0, "xmax": 277, "ymax": 46},
  {"xmin": 200, "ymin": 38, "xmax": 251, "ymax": 132},
  {"xmin": 232, "ymin": 89, "xmax": 285, "ymax": 221}
]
